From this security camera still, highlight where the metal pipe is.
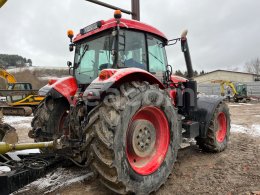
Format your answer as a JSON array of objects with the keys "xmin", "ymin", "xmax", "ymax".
[
  {"xmin": 0, "ymin": 141, "xmax": 53, "ymax": 154},
  {"xmin": 131, "ymin": 0, "xmax": 140, "ymax": 21},
  {"xmin": 181, "ymin": 30, "xmax": 194, "ymax": 80},
  {"xmin": 85, "ymin": 0, "xmax": 132, "ymax": 15},
  {"xmin": 85, "ymin": 0, "xmax": 140, "ymax": 21}
]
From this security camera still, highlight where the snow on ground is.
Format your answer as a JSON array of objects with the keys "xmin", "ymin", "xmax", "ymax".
[
  {"xmin": 228, "ymin": 104, "xmax": 241, "ymax": 107},
  {"xmin": 7, "ymin": 66, "xmax": 67, "ymax": 73},
  {"xmin": 17, "ymin": 167, "xmax": 94, "ymax": 194},
  {"xmin": 39, "ymin": 75, "xmax": 68, "ymax": 80},
  {"xmin": 238, "ymin": 103, "xmax": 254, "ymax": 106},
  {"xmin": 231, "ymin": 124, "xmax": 260, "ymax": 137},
  {"xmin": 3, "ymin": 115, "xmax": 260, "ymax": 138},
  {"xmin": 3, "ymin": 115, "xmax": 33, "ymax": 130}
]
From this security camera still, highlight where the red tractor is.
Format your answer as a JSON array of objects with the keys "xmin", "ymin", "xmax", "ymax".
[{"xmin": 29, "ymin": 10, "xmax": 230, "ymax": 194}]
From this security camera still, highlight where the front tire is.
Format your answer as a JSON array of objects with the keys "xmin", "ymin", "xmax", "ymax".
[
  {"xmin": 196, "ymin": 102, "xmax": 231, "ymax": 152},
  {"xmin": 31, "ymin": 97, "xmax": 69, "ymax": 142},
  {"xmin": 84, "ymin": 81, "xmax": 180, "ymax": 194}
]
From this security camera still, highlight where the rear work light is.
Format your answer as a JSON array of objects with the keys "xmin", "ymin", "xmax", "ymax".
[
  {"xmin": 99, "ymin": 69, "xmax": 117, "ymax": 81},
  {"xmin": 48, "ymin": 79, "xmax": 58, "ymax": 85}
]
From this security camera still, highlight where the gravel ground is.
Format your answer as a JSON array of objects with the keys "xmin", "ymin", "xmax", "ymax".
[{"xmin": 3, "ymin": 102, "xmax": 260, "ymax": 195}]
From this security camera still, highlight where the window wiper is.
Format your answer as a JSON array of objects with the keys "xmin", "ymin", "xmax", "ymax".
[
  {"xmin": 75, "ymin": 44, "xmax": 89, "ymax": 68},
  {"xmin": 148, "ymin": 51, "xmax": 163, "ymax": 64}
]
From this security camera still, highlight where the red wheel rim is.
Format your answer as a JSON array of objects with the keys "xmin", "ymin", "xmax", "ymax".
[
  {"xmin": 126, "ymin": 106, "xmax": 170, "ymax": 175},
  {"xmin": 216, "ymin": 112, "xmax": 227, "ymax": 143}
]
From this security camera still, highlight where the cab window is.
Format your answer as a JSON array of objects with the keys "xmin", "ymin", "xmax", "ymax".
[
  {"xmin": 119, "ymin": 30, "xmax": 147, "ymax": 70},
  {"xmin": 147, "ymin": 35, "xmax": 167, "ymax": 72}
]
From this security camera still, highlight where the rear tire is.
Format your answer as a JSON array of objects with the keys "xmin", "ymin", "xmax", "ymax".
[
  {"xmin": 31, "ymin": 97, "xmax": 69, "ymax": 142},
  {"xmin": 83, "ymin": 81, "xmax": 180, "ymax": 194},
  {"xmin": 196, "ymin": 102, "xmax": 230, "ymax": 152}
]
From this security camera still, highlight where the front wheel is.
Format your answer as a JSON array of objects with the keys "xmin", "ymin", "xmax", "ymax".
[
  {"xmin": 196, "ymin": 102, "xmax": 231, "ymax": 152},
  {"xmin": 84, "ymin": 81, "xmax": 180, "ymax": 194}
]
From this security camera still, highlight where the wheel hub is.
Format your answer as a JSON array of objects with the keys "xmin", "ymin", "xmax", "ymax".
[{"xmin": 130, "ymin": 120, "xmax": 156, "ymax": 158}]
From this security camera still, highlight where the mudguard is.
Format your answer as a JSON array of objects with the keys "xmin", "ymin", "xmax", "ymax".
[
  {"xmin": 83, "ymin": 68, "xmax": 165, "ymax": 101},
  {"xmin": 38, "ymin": 76, "xmax": 78, "ymax": 104},
  {"xmin": 191, "ymin": 95, "xmax": 224, "ymax": 138}
]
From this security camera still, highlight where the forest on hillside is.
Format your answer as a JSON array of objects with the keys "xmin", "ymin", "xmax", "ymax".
[{"xmin": 0, "ymin": 54, "xmax": 32, "ymax": 68}]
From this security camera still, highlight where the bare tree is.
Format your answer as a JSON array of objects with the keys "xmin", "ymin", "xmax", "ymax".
[{"xmin": 245, "ymin": 58, "xmax": 260, "ymax": 75}]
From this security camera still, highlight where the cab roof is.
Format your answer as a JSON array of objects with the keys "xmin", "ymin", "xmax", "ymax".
[{"xmin": 74, "ymin": 18, "xmax": 168, "ymax": 43}]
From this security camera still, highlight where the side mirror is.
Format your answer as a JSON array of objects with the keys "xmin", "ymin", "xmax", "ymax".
[
  {"xmin": 164, "ymin": 65, "xmax": 173, "ymax": 85},
  {"xmin": 67, "ymin": 61, "xmax": 73, "ymax": 75},
  {"xmin": 67, "ymin": 61, "xmax": 72, "ymax": 67},
  {"xmin": 69, "ymin": 44, "xmax": 74, "ymax": 52}
]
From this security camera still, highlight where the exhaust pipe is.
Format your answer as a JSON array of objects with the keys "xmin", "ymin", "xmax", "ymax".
[
  {"xmin": 181, "ymin": 30, "xmax": 194, "ymax": 80},
  {"xmin": 179, "ymin": 30, "xmax": 197, "ymax": 113}
]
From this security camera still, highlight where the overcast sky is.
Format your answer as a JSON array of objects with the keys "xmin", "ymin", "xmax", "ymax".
[{"xmin": 0, "ymin": 0, "xmax": 260, "ymax": 72}]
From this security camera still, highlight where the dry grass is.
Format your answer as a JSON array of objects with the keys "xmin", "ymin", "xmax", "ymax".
[
  {"xmin": 0, "ymin": 68, "xmax": 70, "ymax": 90},
  {"xmin": 12, "ymin": 69, "xmax": 46, "ymax": 89}
]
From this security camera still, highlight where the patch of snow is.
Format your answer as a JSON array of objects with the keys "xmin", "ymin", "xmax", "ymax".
[
  {"xmin": 0, "ymin": 166, "xmax": 11, "ymax": 173},
  {"xmin": 8, "ymin": 149, "xmax": 40, "ymax": 155},
  {"xmin": 238, "ymin": 103, "xmax": 254, "ymax": 106},
  {"xmin": 251, "ymin": 124, "xmax": 260, "ymax": 136},
  {"xmin": 255, "ymin": 115, "xmax": 260, "ymax": 118},
  {"xmin": 3, "ymin": 116, "xmax": 33, "ymax": 130},
  {"xmin": 39, "ymin": 76, "xmax": 68, "ymax": 80},
  {"xmin": 228, "ymin": 104, "xmax": 241, "ymax": 107},
  {"xmin": 7, "ymin": 66, "xmax": 67, "ymax": 73},
  {"xmin": 18, "ymin": 167, "xmax": 94, "ymax": 194},
  {"xmin": 231, "ymin": 124, "xmax": 260, "ymax": 137}
]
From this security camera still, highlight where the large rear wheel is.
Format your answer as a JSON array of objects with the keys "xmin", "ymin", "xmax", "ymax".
[{"xmin": 84, "ymin": 81, "xmax": 180, "ymax": 194}]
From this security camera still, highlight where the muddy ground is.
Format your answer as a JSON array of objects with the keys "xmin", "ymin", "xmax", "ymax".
[{"xmin": 10, "ymin": 102, "xmax": 260, "ymax": 194}]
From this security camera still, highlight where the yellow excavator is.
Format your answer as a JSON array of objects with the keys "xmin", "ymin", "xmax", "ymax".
[
  {"xmin": 211, "ymin": 80, "xmax": 250, "ymax": 102},
  {"xmin": 0, "ymin": 68, "xmax": 44, "ymax": 116},
  {"xmin": 0, "ymin": 0, "xmax": 7, "ymax": 8}
]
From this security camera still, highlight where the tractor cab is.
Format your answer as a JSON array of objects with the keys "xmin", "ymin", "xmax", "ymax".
[
  {"xmin": 235, "ymin": 83, "xmax": 247, "ymax": 97},
  {"xmin": 5, "ymin": 83, "xmax": 36, "ymax": 105},
  {"xmin": 7, "ymin": 83, "xmax": 33, "ymax": 90},
  {"xmin": 68, "ymin": 17, "xmax": 169, "ymax": 86}
]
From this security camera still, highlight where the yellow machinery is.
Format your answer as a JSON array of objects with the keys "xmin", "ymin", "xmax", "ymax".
[
  {"xmin": 0, "ymin": 141, "xmax": 54, "ymax": 154},
  {"xmin": 0, "ymin": 0, "xmax": 7, "ymax": 8},
  {"xmin": 211, "ymin": 80, "xmax": 249, "ymax": 102},
  {"xmin": 0, "ymin": 68, "xmax": 44, "ymax": 116},
  {"xmin": 0, "ymin": 67, "xmax": 16, "ymax": 84}
]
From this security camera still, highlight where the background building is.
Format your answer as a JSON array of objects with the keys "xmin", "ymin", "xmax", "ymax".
[
  {"xmin": 194, "ymin": 70, "xmax": 260, "ymax": 97},
  {"xmin": 194, "ymin": 70, "xmax": 259, "ymax": 84}
]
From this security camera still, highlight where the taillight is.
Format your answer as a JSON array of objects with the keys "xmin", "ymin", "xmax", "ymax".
[{"xmin": 48, "ymin": 79, "xmax": 58, "ymax": 85}]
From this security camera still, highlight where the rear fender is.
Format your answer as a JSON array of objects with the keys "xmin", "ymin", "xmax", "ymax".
[
  {"xmin": 39, "ymin": 76, "xmax": 78, "ymax": 104},
  {"xmin": 191, "ymin": 95, "xmax": 224, "ymax": 138},
  {"xmin": 83, "ymin": 68, "xmax": 165, "ymax": 101}
]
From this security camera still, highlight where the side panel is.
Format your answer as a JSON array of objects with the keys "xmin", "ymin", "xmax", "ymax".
[
  {"xmin": 83, "ymin": 68, "xmax": 165, "ymax": 102},
  {"xmin": 170, "ymin": 75, "xmax": 187, "ymax": 84},
  {"xmin": 38, "ymin": 76, "xmax": 78, "ymax": 104},
  {"xmin": 191, "ymin": 95, "xmax": 224, "ymax": 138},
  {"xmin": 94, "ymin": 68, "xmax": 165, "ymax": 87}
]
